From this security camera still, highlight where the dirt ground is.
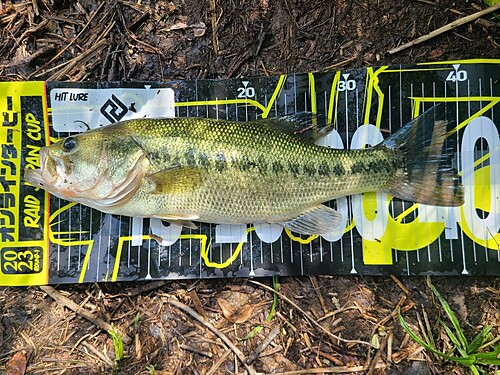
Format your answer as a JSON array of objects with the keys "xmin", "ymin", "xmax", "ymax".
[{"xmin": 0, "ymin": 0, "xmax": 499, "ymax": 374}]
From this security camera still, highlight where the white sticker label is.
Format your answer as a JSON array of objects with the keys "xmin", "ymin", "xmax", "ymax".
[
  {"xmin": 50, "ymin": 87, "xmax": 175, "ymax": 132},
  {"xmin": 215, "ymin": 224, "xmax": 248, "ymax": 244}
]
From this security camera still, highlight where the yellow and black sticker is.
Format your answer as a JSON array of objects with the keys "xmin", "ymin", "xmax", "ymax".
[
  {"xmin": 0, "ymin": 82, "xmax": 49, "ymax": 285},
  {"xmin": 0, "ymin": 60, "xmax": 499, "ymax": 286}
]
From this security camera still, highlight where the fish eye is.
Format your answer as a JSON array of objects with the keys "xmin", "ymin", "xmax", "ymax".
[{"xmin": 62, "ymin": 137, "xmax": 76, "ymax": 152}]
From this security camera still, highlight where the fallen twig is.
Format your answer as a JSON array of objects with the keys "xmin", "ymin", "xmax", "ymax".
[
  {"xmin": 390, "ymin": 275, "xmax": 410, "ymax": 294},
  {"xmin": 166, "ymin": 297, "xmax": 257, "ymax": 375},
  {"xmin": 247, "ymin": 325, "xmax": 280, "ymax": 365},
  {"xmin": 127, "ymin": 280, "xmax": 169, "ymax": 296},
  {"xmin": 388, "ymin": 3, "xmax": 500, "ymax": 54},
  {"xmin": 206, "ymin": 350, "xmax": 232, "ymax": 375},
  {"xmin": 180, "ymin": 343, "xmax": 214, "ymax": 358},
  {"xmin": 209, "ymin": 0, "xmax": 219, "ymax": 55},
  {"xmin": 39, "ymin": 286, "xmax": 132, "ymax": 344},
  {"xmin": 366, "ymin": 334, "xmax": 388, "ymax": 375}
]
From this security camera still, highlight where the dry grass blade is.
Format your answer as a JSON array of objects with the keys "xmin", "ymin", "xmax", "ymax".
[
  {"xmin": 309, "ymin": 275, "xmax": 328, "ymax": 314},
  {"xmin": 189, "ymin": 289, "xmax": 209, "ymax": 320},
  {"xmin": 46, "ymin": 38, "xmax": 108, "ymax": 80},
  {"xmin": 275, "ymin": 362, "xmax": 386, "ymax": 374},
  {"xmin": 81, "ymin": 341, "xmax": 114, "ymax": 368}
]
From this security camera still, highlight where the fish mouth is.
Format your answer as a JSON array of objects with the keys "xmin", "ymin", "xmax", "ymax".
[
  {"xmin": 24, "ymin": 168, "xmax": 44, "ymax": 186},
  {"xmin": 24, "ymin": 149, "xmax": 59, "ymax": 189}
]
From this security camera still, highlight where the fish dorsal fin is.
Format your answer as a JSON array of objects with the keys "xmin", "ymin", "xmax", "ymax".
[
  {"xmin": 279, "ymin": 204, "xmax": 342, "ymax": 235},
  {"xmin": 146, "ymin": 166, "xmax": 205, "ymax": 195},
  {"xmin": 256, "ymin": 112, "xmax": 330, "ymax": 143}
]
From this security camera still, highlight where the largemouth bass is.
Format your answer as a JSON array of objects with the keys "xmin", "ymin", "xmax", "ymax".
[{"xmin": 25, "ymin": 106, "xmax": 463, "ymax": 235}]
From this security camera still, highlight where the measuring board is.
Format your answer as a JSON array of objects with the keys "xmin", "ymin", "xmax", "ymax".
[{"xmin": 0, "ymin": 60, "xmax": 499, "ymax": 285}]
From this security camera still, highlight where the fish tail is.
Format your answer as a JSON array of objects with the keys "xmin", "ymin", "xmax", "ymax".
[{"xmin": 383, "ymin": 104, "xmax": 464, "ymax": 206}]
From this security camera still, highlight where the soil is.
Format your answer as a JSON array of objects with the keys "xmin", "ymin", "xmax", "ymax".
[{"xmin": 0, "ymin": 0, "xmax": 499, "ymax": 374}]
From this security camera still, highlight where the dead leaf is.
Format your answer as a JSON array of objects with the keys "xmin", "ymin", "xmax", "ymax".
[
  {"xmin": 452, "ymin": 294, "xmax": 468, "ymax": 320},
  {"xmin": 191, "ymin": 22, "xmax": 206, "ymax": 37},
  {"xmin": 6, "ymin": 350, "xmax": 28, "ymax": 375},
  {"xmin": 165, "ymin": 21, "xmax": 206, "ymax": 37},
  {"xmin": 167, "ymin": 2, "xmax": 178, "ymax": 13},
  {"xmin": 166, "ymin": 22, "xmax": 189, "ymax": 32},
  {"xmin": 217, "ymin": 298, "xmax": 255, "ymax": 323},
  {"xmin": 428, "ymin": 47, "xmax": 445, "ymax": 60}
]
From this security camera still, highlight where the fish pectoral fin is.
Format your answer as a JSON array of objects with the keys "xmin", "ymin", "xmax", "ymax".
[
  {"xmin": 168, "ymin": 219, "xmax": 199, "ymax": 230},
  {"xmin": 146, "ymin": 167, "xmax": 205, "ymax": 195},
  {"xmin": 279, "ymin": 204, "xmax": 342, "ymax": 235},
  {"xmin": 153, "ymin": 214, "xmax": 199, "ymax": 230}
]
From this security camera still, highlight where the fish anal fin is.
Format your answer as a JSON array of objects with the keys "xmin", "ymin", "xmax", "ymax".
[
  {"xmin": 279, "ymin": 204, "xmax": 342, "ymax": 235},
  {"xmin": 146, "ymin": 167, "xmax": 205, "ymax": 195}
]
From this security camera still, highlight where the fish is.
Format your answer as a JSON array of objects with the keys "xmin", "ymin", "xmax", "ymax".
[{"xmin": 25, "ymin": 105, "xmax": 463, "ymax": 235}]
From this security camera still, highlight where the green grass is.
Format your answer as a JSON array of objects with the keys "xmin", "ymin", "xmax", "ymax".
[
  {"xmin": 399, "ymin": 277, "xmax": 500, "ymax": 374},
  {"xmin": 108, "ymin": 324, "xmax": 126, "ymax": 365},
  {"xmin": 240, "ymin": 276, "xmax": 279, "ymax": 341}
]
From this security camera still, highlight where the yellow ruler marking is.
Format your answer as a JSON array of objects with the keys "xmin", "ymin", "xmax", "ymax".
[{"xmin": 173, "ymin": 75, "xmax": 288, "ymax": 119}]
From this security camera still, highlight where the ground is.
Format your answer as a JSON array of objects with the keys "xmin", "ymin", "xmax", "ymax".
[{"xmin": 0, "ymin": 0, "xmax": 499, "ymax": 374}]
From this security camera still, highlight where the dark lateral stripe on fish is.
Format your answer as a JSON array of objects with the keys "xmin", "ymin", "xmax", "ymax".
[
  {"xmin": 214, "ymin": 153, "xmax": 226, "ymax": 172},
  {"xmin": 303, "ymin": 164, "xmax": 316, "ymax": 177},
  {"xmin": 288, "ymin": 163, "xmax": 301, "ymax": 177},
  {"xmin": 332, "ymin": 164, "xmax": 345, "ymax": 175},
  {"xmin": 198, "ymin": 152, "xmax": 210, "ymax": 168},
  {"xmin": 272, "ymin": 161, "xmax": 284, "ymax": 174},
  {"xmin": 318, "ymin": 161, "xmax": 330, "ymax": 176},
  {"xmin": 184, "ymin": 148, "xmax": 196, "ymax": 166},
  {"xmin": 350, "ymin": 159, "xmax": 394, "ymax": 175}
]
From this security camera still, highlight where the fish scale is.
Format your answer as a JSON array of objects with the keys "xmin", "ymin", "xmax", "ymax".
[{"xmin": 115, "ymin": 117, "xmax": 395, "ymax": 224}]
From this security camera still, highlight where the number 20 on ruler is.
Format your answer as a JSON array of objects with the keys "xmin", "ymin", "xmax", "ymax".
[{"xmin": 237, "ymin": 81, "xmax": 255, "ymax": 98}]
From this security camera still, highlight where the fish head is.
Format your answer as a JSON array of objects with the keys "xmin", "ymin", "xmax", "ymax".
[{"xmin": 25, "ymin": 130, "xmax": 146, "ymax": 207}]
